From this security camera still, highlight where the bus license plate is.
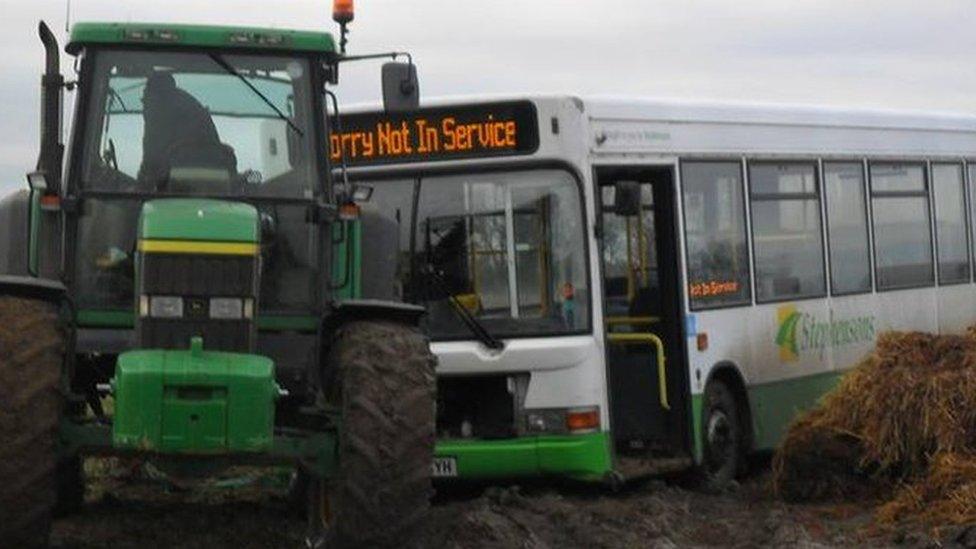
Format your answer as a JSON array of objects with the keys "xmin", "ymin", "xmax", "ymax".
[{"xmin": 431, "ymin": 457, "xmax": 458, "ymax": 478}]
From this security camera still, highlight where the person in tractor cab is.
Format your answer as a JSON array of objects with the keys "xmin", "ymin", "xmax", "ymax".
[{"xmin": 138, "ymin": 71, "xmax": 238, "ymax": 191}]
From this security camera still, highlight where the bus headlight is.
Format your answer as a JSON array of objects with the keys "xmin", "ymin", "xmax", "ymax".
[
  {"xmin": 525, "ymin": 410, "xmax": 563, "ymax": 434},
  {"xmin": 149, "ymin": 296, "xmax": 183, "ymax": 318},
  {"xmin": 210, "ymin": 297, "xmax": 244, "ymax": 320}
]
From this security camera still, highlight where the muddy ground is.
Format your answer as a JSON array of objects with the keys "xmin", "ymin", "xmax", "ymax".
[{"xmin": 49, "ymin": 458, "xmax": 971, "ymax": 549}]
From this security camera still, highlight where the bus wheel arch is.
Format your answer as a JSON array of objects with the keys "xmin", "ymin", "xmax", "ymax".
[{"xmin": 700, "ymin": 362, "xmax": 753, "ymax": 483}]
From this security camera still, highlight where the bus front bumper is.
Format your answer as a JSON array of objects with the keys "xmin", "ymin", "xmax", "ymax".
[{"xmin": 434, "ymin": 432, "xmax": 613, "ymax": 482}]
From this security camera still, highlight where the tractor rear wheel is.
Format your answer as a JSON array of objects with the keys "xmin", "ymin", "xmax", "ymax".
[
  {"xmin": 0, "ymin": 296, "xmax": 64, "ymax": 547},
  {"xmin": 319, "ymin": 320, "xmax": 435, "ymax": 548}
]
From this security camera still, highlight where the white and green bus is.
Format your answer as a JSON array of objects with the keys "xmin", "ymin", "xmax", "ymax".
[{"xmin": 330, "ymin": 96, "xmax": 976, "ymax": 483}]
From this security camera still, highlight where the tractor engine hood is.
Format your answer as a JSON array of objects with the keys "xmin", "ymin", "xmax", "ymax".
[
  {"xmin": 138, "ymin": 199, "xmax": 259, "ymax": 244},
  {"xmin": 135, "ymin": 198, "xmax": 261, "ymax": 354}
]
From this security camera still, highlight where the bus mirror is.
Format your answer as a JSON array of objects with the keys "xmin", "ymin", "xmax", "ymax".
[
  {"xmin": 382, "ymin": 61, "xmax": 419, "ymax": 113},
  {"xmin": 26, "ymin": 171, "xmax": 49, "ymax": 192},
  {"xmin": 613, "ymin": 181, "xmax": 642, "ymax": 216}
]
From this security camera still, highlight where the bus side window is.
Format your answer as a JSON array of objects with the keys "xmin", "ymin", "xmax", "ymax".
[
  {"xmin": 680, "ymin": 161, "xmax": 752, "ymax": 309},
  {"xmin": 748, "ymin": 162, "xmax": 826, "ymax": 302},
  {"xmin": 870, "ymin": 163, "xmax": 933, "ymax": 290},
  {"xmin": 824, "ymin": 162, "xmax": 872, "ymax": 295},
  {"xmin": 932, "ymin": 163, "xmax": 970, "ymax": 285}
]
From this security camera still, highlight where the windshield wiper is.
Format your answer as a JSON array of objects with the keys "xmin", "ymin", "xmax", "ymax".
[
  {"xmin": 424, "ymin": 266, "xmax": 504, "ymax": 350},
  {"xmin": 208, "ymin": 53, "xmax": 303, "ymax": 137}
]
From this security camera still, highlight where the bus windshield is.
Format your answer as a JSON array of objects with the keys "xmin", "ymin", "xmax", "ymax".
[
  {"xmin": 362, "ymin": 169, "xmax": 589, "ymax": 339},
  {"xmin": 81, "ymin": 49, "xmax": 317, "ymax": 199}
]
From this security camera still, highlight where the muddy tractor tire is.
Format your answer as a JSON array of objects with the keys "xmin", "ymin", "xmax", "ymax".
[
  {"xmin": 701, "ymin": 380, "xmax": 744, "ymax": 487},
  {"xmin": 0, "ymin": 296, "xmax": 64, "ymax": 547},
  {"xmin": 321, "ymin": 320, "xmax": 435, "ymax": 548}
]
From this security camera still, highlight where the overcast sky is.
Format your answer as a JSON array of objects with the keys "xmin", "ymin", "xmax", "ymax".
[{"xmin": 1, "ymin": 0, "xmax": 974, "ymax": 193}]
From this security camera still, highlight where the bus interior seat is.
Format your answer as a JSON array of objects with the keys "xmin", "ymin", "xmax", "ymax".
[{"xmin": 629, "ymin": 285, "xmax": 662, "ymax": 317}]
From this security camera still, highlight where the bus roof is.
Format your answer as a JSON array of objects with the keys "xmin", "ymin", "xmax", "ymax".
[
  {"xmin": 344, "ymin": 94, "xmax": 976, "ymax": 133},
  {"xmin": 579, "ymin": 96, "xmax": 976, "ymax": 157},
  {"xmin": 66, "ymin": 22, "xmax": 336, "ymax": 56},
  {"xmin": 580, "ymin": 96, "xmax": 976, "ymax": 134},
  {"xmin": 337, "ymin": 94, "xmax": 976, "ymax": 161}
]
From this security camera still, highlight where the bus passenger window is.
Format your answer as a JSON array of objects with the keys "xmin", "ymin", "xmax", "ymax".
[
  {"xmin": 681, "ymin": 161, "xmax": 751, "ymax": 309},
  {"xmin": 933, "ymin": 163, "xmax": 970, "ymax": 284},
  {"xmin": 870, "ymin": 163, "xmax": 933, "ymax": 290},
  {"xmin": 824, "ymin": 162, "xmax": 871, "ymax": 294},
  {"xmin": 748, "ymin": 162, "xmax": 826, "ymax": 302}
]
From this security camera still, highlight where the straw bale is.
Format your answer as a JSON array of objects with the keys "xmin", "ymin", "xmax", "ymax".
[
  {"xmin": 772, "ymin": 328, "xmax": 976, "ymax": 530},
  {"xmin": 876, "ymin": 453, "xmax": 976, "ymax": 529}
]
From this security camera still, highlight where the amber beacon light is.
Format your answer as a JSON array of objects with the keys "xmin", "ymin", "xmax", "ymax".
[{"xmin": 333, "ymin": 0, "xmax": 354, "ymax": 24}]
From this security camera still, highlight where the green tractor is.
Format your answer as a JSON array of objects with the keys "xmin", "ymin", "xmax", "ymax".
[{"xmin": 0, "ymin": 12, "xmax": 435, "ymax": 548}]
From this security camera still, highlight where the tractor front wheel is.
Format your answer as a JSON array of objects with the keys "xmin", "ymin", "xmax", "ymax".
[
  {"xmin": 0, "ymin": 296, "xmax": 64, "ymax": 547},
  {"xmin": 317, "ymin": 320, "xmax": 436, "ymax": 548}
]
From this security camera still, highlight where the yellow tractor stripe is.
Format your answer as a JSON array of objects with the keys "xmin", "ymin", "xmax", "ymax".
[{"xmin": 138, "ymin": 239, "xmax": 259, "ymax": 256}]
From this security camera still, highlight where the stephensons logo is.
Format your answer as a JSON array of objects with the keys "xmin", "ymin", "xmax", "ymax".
[{"xmin": 775, "ymin": 305, "xmax": 876, "ymax": 362}]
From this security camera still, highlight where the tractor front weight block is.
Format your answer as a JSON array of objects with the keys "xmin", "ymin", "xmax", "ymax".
[{"xmin": 113, "ymin": 337, "xmax": 277, "ymax": 453}]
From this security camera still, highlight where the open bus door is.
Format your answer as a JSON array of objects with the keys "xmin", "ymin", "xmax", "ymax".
[{"xmin": 596, "ymin": 166, "xmax": 693, "ymax": 476}]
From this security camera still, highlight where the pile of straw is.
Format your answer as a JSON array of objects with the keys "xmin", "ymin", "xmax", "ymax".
[{"xmin": 773, "ymin": 329, "xmax": 976, "ymax": 530}]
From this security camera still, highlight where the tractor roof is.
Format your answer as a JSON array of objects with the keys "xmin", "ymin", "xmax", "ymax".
[{"xmin": 66, "ymin": 22, "xmax": 336, "ymax": 56}]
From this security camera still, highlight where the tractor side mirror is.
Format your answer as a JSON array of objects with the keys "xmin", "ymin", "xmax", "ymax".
[
  {"xmin": 613, "ymin": 180, "xmax": 642, "ymax": 217},
  {"xmin": 381, "ymin": 62, "xmax": 419, "ymax": 113}
]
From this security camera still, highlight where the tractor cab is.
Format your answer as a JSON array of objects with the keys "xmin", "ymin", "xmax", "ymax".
[{"xmin": 63, "ymin": 25, "xmax": 330, "ymax": 340}]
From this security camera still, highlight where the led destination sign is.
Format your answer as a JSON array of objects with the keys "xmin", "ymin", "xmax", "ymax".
[{"xmin": 329, "ymin": 101, "xmax": 539, "ymax": 166}]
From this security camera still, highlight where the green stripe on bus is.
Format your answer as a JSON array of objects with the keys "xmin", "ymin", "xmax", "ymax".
[
  {"xmin": 435, "ymin": 432, "xmax": 612, "ymax": 481},
  {"xmin": 691, "ymin": 393, "xmax": 704, "ymax": 464},
  {"xmin": 746, "ymin": 369, "xmax": 845, "ymax": 451}
]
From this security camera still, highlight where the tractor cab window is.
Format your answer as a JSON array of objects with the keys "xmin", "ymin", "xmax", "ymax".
[
  {"xmin": 82, "ymin": 50, "xmax": 317, "ymax": 199},
  {"xmin": 74, "ymin": 49, "xmax": 319, "ymax": 313}
]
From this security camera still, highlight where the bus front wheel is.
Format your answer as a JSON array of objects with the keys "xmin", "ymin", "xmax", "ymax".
[{"xmin": 701, "ymin": 379, "xmax": 744, "ymax": 487}]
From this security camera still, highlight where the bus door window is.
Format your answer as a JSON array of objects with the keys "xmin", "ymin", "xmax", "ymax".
[{"xmin": 600, "ymin": 182, "xmax": 659, "ymax": 329}]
